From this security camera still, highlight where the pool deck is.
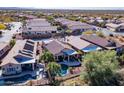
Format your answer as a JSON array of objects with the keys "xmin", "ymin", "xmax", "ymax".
[{"xmin": 55, "ymin": 66, "xmax": 84, "ymax": 82}]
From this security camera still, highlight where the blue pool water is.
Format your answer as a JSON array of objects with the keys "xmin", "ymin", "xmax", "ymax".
[
  {"xmin": 0, "ymin": 74, "xmax": 36, "ymax": 86},
  {"xmin": 60, "ymin": 65, "xmax": 69, "ymax": 77}
]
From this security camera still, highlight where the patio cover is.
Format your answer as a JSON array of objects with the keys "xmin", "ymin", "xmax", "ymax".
[
  {"xmin": 62, "ymin": 49, "xmax": 77, "ymax": 56},
  {"xmin": 15, "ymin": 57, "xmax": 35, "ymax": 64}
]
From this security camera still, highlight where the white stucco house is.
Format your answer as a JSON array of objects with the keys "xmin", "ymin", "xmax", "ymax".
[
  {"xmin": 106, "ymin": 23, "xmax": 124, "ymax": 32},
  {"xmin": 0, "ymin": 40, "xmax": 37, "ymax": 76}
]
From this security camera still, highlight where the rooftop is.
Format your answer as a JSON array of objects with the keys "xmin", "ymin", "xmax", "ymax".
[
  {"xmin": 44, "ymin": 40, "xmax": 74, "ymax": 56},
  {"xmin": 106, "ymin": 23, "xmax": 119, "ymax": 28},
  {"xmin": 23, "ymin": 26, "xmax": 57, "ymax": 32},
  {"xmin": 55, "ymin": 18, "xmax": 94, "ymax": 30},
  {"xmin": 0, "ymin": 42, "xmax": 9, "ymax": 50},
  {"xmin": 1, "ymin": 40, "xmax": 37, "ymax": 66},
  {"xmin": 80, "ymin": 35, "xmax": 122, "ymax": 49},
  {"xmin": 45, "ymin": 40, "xmax": 65, "ymax": 55},
  {"xmin": 65, "ymin": 36, "xmax": 91, "ymax": 50}
]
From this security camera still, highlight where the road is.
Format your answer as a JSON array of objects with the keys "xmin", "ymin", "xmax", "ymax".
[{"xmin": 0, "ymin": 22, "xmax": 22, "ymax": 43}]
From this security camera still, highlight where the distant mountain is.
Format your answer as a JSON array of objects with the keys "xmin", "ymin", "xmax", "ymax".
[
  {"xmin": 0, "ymin": 7, "xmax": 36, "ymax": 10},
  {"xmin": 0, "ymin": 7, "xmax": 124, "ymax": 14}
]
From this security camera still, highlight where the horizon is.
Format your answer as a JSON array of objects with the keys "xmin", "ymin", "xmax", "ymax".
[{"xmin": 1, "ymin": 7, "xmax": 124, "ymax": 10}]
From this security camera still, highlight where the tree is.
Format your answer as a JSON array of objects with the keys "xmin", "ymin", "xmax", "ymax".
[
  {"xmin": 80, "ymin": 18, "xmax": 87, "ymax": 23},
  {"xmin": 66, "ymin": 29, "xmax": 72, "ymax": 34},
  {"xmin": 9, "ymin": 39, "xmax": 16, "ymax": 47},
  {"xmin": 96, "ymin": 31, "xmax": 105, "ymax": 37},
  {"xmin": 83, "ymin": 31, "xmax": 95, "ymax": 35},
  {"xmin": 0, "ymin": 23, "xmax": 6, "ymax": 30},
  {"xmin": 80, "ymin": 50, "xmax": 120, "ymax": 86},
  {"xmin": 47, "ymin": 62, "xmax": 61, "ymax": 77},
  {"xmin": 47, "ymin": 62, "xmax": 61, "ymax": 85},
  {"xmin": 4, "ymin": 17, "xmax": 14, "ymax": 22},
  {"xmin": 118, "ymin": 54, "xmax": 124, "ymax": 65},
  {"xmin": 46, "ymin": 15, "xmax": 54, "ymax": 22},
  {"xmin": 39, "ymin": 51, "xmax": 55, "ymax": 63}
]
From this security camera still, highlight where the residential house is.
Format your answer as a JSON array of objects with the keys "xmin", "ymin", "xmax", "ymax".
[
  {"xmin": 0, "ymin": 43, "xmax": 11, "ymax": 60},
  {"xmin": 64, "ymin": 36, "xmax": 101, "ymax": 53},
  {"xmin": 22, "ymin": 18, "xmax": 58, "ymax": 39},
  {"xmin": 0, "ymin": 40, "xmax": 37, "ymax": 76},
  {"xmin": 22, "ymin": 26, "xmax": 57, "ymax": 39},
  {"xmin": 43, "ymin": 40, "xmax": 81, "ymax": 67},
  {"xmin": 55, "ymin": 18, "xmax": 95, "ymax": 35},
  {"xmin": 106, "ymin": 23, "xmax": 124, "ymax": 32},
  {"xmin": 80, "ymin": 35, "xmax": 123, "ymax": 50}
]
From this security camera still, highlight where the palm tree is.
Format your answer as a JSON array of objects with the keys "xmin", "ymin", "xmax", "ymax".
[
  {"xmin": 39, "ymin": 51, "xmax": 61, "ymax": 85},
  {"xmin": 47, "ymin": 62, "xmax": 61, "ymax": 85},
  {"xmin": 39, "ymin": 51, "xmax": 55, "ymax": 64},
  {"xmin": 9, "ymin": 39, "xmax": 16, "ymax": 47}
]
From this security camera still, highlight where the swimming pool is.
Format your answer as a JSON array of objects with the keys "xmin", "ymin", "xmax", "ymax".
[
  {"xmin": 60, "ymin": 65, "xmax": 69, "ymax": 77},
  {"xmin": 0, "ymin": 74, "xmax": 36, "ymax": 86}
]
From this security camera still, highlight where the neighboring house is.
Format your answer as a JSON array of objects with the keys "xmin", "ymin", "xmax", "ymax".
[
  {"xmin": 22, "ymin": 18, "xmax": 58, "ymax": 39},
  {"xmin": 106, "ymin": 23, "xmax": 124, "ymax": 32},
  {"xmin": 55, "ymin": 18, "xmax": 95, "ymax": 35},
  {"xmin": 0, "ymin": 43, "xmax": 11, "ymax": 60},
  {"xmin": 96, "ymin": 17, "xmax": 104, "ymax": 23},
  {"xmin": 80, "ymin": 35, "xmax": 123, "ymax": 50},
  {"xmin": 26, "ymin": 19, "xmax": 51, "ymax": 27},
  {"xmin": 106, "ymin": 23, "xmax": 119, "ymax": 31},
  {"xmin": 116, "ymin": 23, "xmax": 124, "ymax": 32},
  {"xmin": 0, "ymin": 40, "xmax": 37, "ymax": 76},
  {"xmin": 67, "ymin": 22, "xmax": 95, "ymax": 35},
  {"xmin": 22, "ymin": 26, "xmax": 57, "ymax": 39},
  {"xmin": 64, "ymin": 36, "xmax": 101, "ymax": 53}
]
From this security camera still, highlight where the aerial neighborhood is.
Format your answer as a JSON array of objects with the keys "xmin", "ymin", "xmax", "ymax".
[{"xmin": 1, "ymin": 9, "xmax": 124, "ymax": 86}]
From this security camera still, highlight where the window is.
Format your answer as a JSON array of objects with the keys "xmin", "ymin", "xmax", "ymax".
[
  {"xmin": 2, "ymin": 68, "xmax": 4, "ymax": 70},
  {"xmin": 8, "ymin": 68, "xmax": 15, "ymax": 72},
  {"xmin": 28, "ymin": 28, "xmax": 32, "ymax": 30}
]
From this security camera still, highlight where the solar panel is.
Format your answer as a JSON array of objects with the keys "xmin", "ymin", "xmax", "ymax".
[
  {"xmin": 27, "ymin": 40, "xmax": 35, "ymax": 45},
  {"xmin": 23, "ymin": 43, "xmax": 34, "ymax": 52},
  {"xmin": 19, "ymin": 50, "xmax": 33, "ymax": 57},
  {"xmin": 22, "ymin": 49, "xmax": 33, "ymax": 54}
]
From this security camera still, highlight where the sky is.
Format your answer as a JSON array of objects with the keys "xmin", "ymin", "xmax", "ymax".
[{"xmin": 0, "ymin": 0, "xmax": 124, "ymax": 9}]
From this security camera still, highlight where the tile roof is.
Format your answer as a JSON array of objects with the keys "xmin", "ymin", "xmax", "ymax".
[
  {"xmin": 24, "ymin": 18, "xmax": 57, "ymax": 33},
  {"xmin": 106, "ymin": 23, "xmax": 119, "ymax": 28},
  {"xmin": 65, "ymin": 36, "xmax": 91, "ymax": 50},
  {"xmin": 0, "ymin": 42, "xmax": 9, "ymax": 50},
  {"xmin": 80, "ymin": 35, "xmax": 122, "ymax": 49},
  {"xmin": 55, "ymin": 18, "xmax": 94, "ymax": 30},
  {"xmin": 45, "ymin": 40, "xmax": 65, "ymax": 55},
  {"xmin": 1, "ymin": 40, "xmax": 37, "ymax": 66}
]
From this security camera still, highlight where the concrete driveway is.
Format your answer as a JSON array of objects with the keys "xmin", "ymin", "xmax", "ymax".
[{"xmin": 0, "ymin": 22, "xmax": 22, "ymax": 43}]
